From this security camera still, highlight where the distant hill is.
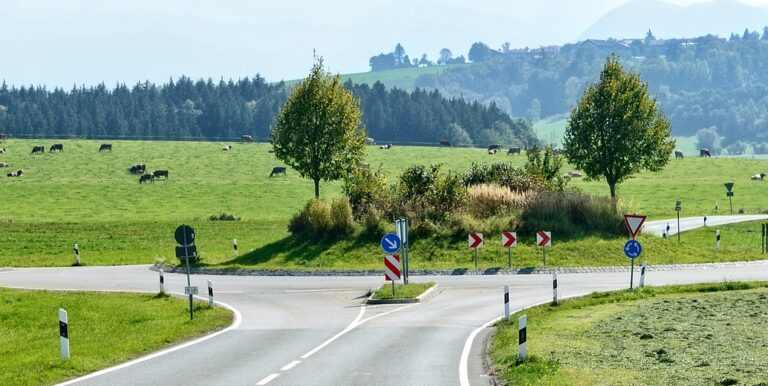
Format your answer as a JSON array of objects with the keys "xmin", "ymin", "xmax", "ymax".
[{"xmin": 579, "ymin": 0, "xmax": 768, "ymax": 40}]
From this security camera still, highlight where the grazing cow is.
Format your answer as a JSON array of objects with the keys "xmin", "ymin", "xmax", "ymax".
[
  {"xmin": 507, "ymin": 147, "xmax": 521, "ymax": 155},
  {"xmin": 269, "ymin": 166, "xmax": 286, "ymax": 177},
  {"xmin": 0, "ymin": 133, "xmax": 5, "ymax": 142},
  {"xmin": 379, "ymin": 144, "xmax": 392, "ymax": 149},
  {"xmin": 128, "ymin": 164, "xmax": 146, "ymax": 175},
  {"xmin": 50, "ymin": 143, "xmax": 64, "ymax": 152},
  {"xmin": 700, "ymin": 148, "xmax": 711, "ymax": 158},
  {"xmin": 241, "ymin": 134, "xmax": 254, "ymax": 143},
  {"xmin": 153, "ymin": 169, "xmax": 169, "ymax": 179},
  {"xmin": 6, "ymin": 169, "xmax": 23, "ymax": 177},
  {"xmin": 0, "ymin": 148, "xmax": 7, "ymax": 154},
  {"xmin": 222, "ymin": 145, "xmax": 233, "ymax": 151},
  {"xmin": 488, "ymin": 149, "xmax": 497, "ymax": 155},
  {"xmin": 439, "ymin": 140, "xmax": 452, "ymax": 147},
  {"xmin": 99, "ymin": 143, "xmax": 112, "ymax": 152},
  {"xmin": 0, "ymin": 162, "xmax": 7, "ymax": 168},
  {"xmin": 751, "ymin": 172, "xmax": 766, "ymax": 181},
  {"xmin": 139, "ymin": 174, "xmax": 155, "ymax": 184},
  {"xmin": 488, "ymin": 144, "xmax": 501, "ymax": 151},
  {"xmin": 674, "ymin": 150, "xmax": 684, "ymax": 159},
  {"xmin": 31, "ymin": 145, "xmax": 45, "ymax": 154},
  {"xmin": 365, "ymin": 137, "xmax": 376, "ymax": 145},
  {"xmin": 566, "ymin": 171, "xmax": 583, "ymax": 178}
]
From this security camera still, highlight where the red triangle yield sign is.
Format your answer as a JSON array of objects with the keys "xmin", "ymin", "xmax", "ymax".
[{"xmin": 624, "ymin": 214, "xmax": 647, "ymax": 238}]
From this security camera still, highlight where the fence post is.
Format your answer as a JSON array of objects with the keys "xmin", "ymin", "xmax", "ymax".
[{"xmin": 59, "ymin": 309, "xmax": 70, "ymax": 360}]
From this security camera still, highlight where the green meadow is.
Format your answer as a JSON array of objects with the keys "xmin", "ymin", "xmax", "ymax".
[{"xmin": 1, "ymin": 138, "xmax": 768, "ymax": 268}]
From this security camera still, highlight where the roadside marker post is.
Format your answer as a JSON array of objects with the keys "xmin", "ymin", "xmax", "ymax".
[
  {"xmin": 716, "ymin": 230, "xmax": 721, "ymax": 250},
  {"xmin": 74, "ymin": 242, "xmax": 80, "ymax": 266},
  {"xmin": 518, "ymin": 315, "xmax": 527, "ymax": 362},
  {"xmin": 552, "ymin": 272, "xmax": 558, "ymax": 305},
  {"xmin": 639, "ymin": 261, "xmax": 648, "ymax": 287},
  {"xmin": 704, "ymin": 215, "xmax": 707, "ymax": 227},
  {"xmin": 469, "ymin": 232, "xmax": 483, "ymax": 270},
  {"xmin": 502, "ymin": 231, "xmax": 517, "ymax": 269},
  {"xmin": 536, "ymin": 231, "xmax": 551, "ymax": 265},
  {"xmin": 59, "ymin": 308, "xmax": 70, "ymax": 360},
  {"xmin": 207, "ymin": 280, "xmax": 214, "ymax": 307},
  {"xmin": 675, "ymin": 200, "xmax": 681, "ymax": 244},
  {"xmin": 159, "ymin": 269, "xmax": 165, "ymax": 294},
  {"xmin": 503, "ymin": 285, "xmax": 510, "ymax": 320},
  {"xmin": 233, "ymin": 238, "xmax": 238, "ymax": 257}
]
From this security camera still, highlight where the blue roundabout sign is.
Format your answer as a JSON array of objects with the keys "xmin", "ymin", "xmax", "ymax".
[{"xmin": 624, "ymin": 239, "xmax": 642, "ymax": 259}]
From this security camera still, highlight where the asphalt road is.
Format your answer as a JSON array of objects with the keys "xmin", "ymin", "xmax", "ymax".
[{"xmin": 0, "ymin": 215, "xmax": 767, "ymax": 386}]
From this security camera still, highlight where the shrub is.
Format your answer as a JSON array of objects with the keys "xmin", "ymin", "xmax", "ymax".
[
  {"xmin": 288, "ymin": 198, "xmax": 333, "ymax": 237},
  {"xmin": 520, "ymin": 191, "xmax": 624, "ymax": 238},
  {"xmin": 342, "ymin": 166, "xmax": 387, "ymax": 218},
  {"xmin": 427, "ymin": 172, "xmax": 468, "ymax": 221},
  {"xmin": 400, "ymin": 164, "xmax": 440, "ymax": 199},
  {"xmin": 208, "ymin": 212, "xmax": 241, "ymax": 221},
  {"xmin": 467, "ymin": 184, "xmax": 531, "ymax": 218},
  {"xmin": 360, "ymin": 207, "xmax": 386, "ymax": 236},
  {"xmin": 463, "ymin": 161, "xmax": 546, "ymax": 192},
  {"xmin": 330, "ymin": 196, "xmax": 355, "ymax": 235}
]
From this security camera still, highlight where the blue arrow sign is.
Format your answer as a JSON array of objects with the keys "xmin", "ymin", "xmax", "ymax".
[
  {"xmin": 381, "ymin": 233, "xmax": 402, "ymax": 253},
  {"xmin": 624, "ymin": 239, "xmax": 642, "ymax": 259}
]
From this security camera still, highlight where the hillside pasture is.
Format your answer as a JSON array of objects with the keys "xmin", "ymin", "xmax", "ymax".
[{"xmin": 1, "ymin": 139, "xmax": 768, "ymax": 268}]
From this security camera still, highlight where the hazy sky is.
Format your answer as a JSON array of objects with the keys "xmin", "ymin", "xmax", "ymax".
[{"xmin": 1, "ymin": 0, "xmax": 767, "ymax": 88}]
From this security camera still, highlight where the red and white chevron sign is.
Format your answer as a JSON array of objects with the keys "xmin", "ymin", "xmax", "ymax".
[
  {"xmin": 468, "ymin": 232, "xmax": 483, "ymax": 249},
  {"xmin": 502, "ymin": 231, "xmax": 517, "ymax": 248},
  {"xmin": 384, "ymin": 254, "xmax": 401, "ymax": 281},
  {"xmin": 536, "ymin": 231, "xmax": 551, "ymax": 247}
]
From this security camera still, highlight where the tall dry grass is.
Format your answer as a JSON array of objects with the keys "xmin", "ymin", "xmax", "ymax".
[{"xmin": 466, "ymin": 184, "xmax": 533, "ymax": 218}]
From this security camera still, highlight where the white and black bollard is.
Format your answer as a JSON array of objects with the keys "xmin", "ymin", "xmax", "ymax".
[
  {"xmin": 518, "ymin": 315, "xmax": 527, "ymax": 362},
  {"xmin": 74, "ymin": 242, "xmax": 80, "ymax": 266},
  {"xmin": 233, "ymin": 238, "xmax": 238, "ymax": 257},
  {"xmin": 503, "ymin": 285, "xmax": 510, "ymax": 320},
  {"xmin": 59, "ymin": 308, "xmax": 70, "ymax": 360},
  {"xmin": 639, "ymin": 261, "xmax": 648, "ymax": 287},
  {"xmin": 159, "ymin": 269, "xmax": 165, "ymax": 294},
  {"xmin": 208, "ymin": 280, "xmax": 214, "ymax": 308},
  {"xmin": 552, "ymin": 272, "xmax": 558, "ymax": 305},
  {"xmin": 704, "ymin": 215, "xmax": 707, "ymax": 227},
  {"xmin": 716, "ymin": 230, "xmax": 721, "ymax": 250}
]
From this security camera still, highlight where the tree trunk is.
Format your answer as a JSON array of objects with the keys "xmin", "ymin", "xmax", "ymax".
[
  {"xmin": 314, "ymin": 178, "xmax": 320, "ymax": 198},
  {"xmin": 609, "ymin": 182, "xmax": 617, "ymax": 211}
]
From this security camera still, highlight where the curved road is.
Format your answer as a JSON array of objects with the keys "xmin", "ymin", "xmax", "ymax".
[{"xmin": 0, "ymin": 215, "xmax": 767, "ymax": 386}]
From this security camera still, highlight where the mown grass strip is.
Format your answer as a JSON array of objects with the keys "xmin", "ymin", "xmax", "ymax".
[
  {"xmin": 0, "ymin": 288, "xmax": 232, "ymax": 385},
  {"xmin": 491, "ymin": 281, "xmax": 768, "ymax": 385},
  {"xmin": 371, "ymin": 282, "xmax": 434, "ymax": 299}
]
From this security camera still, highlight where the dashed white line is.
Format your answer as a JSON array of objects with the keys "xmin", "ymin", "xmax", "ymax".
[
  {"xmin": 280, "ymin": 360, "xmax": 301, "ymax": 371},
  {"xmin": 255, "ymin": 373, "xmax": 280, "ymax": 385}
]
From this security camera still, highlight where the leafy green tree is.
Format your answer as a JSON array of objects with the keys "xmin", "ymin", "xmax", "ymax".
[
  {"xmin": 468, "ymin": 42, "xmax": 491, "ymax": 62},
  {"xmin": 438, "ymin": 48, "xmax": 453, "ymax": 65},
  {"xmin": 564, "ymin": 55, "xmax": 675, "ymax": 202},
  {"xmin": 272, "ymin": 56, "xmax": 366, "ymax": 198}
]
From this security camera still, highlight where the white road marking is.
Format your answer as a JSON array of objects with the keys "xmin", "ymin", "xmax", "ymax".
[
  {"xmin": 300, "ymin": 303, "xmax": 415, "ymax": 359},
  {"xmin": 285, "ymin": 288, "xmax": 359, "ymax": 293},
  {"xmin": 280, "ymin": 360, "xmax": 301, "ymax": 371},
  {"xmin": 57, "ymin": 294, "xmax": 242, "ymax": 385},
  {"xmin": 255, "ymin": 373, "xmax": 280, "ymax": 385}
]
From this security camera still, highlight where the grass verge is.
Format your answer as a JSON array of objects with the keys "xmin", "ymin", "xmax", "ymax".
[
  {"xmin": 371, "ymin": 282, "xmax": 434, "ymax": 299},
  {"xmin": 491, "ymin": 281, "xmax": 768, "ymax": 385},
  {"xmin": 0, "ymin": 288, "xmax": 232, "ymax": 385}
]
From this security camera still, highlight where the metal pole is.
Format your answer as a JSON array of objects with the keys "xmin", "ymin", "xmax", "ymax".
[
  {"xmin": 630, "ymin": 258, "xmax": 635, "ymax": 290},
  {"xmin": 508, "ymin": 247, "xmax": 512, "ymax": 270},
  {"xmin": 729, "ymin": 196, "xmax": 733, "ymax": 214},
  {"xmin": 543, "ymin": 248, "xmax": 547, "ymax": 266},
  {"xmin": 183, "ymin": 230, "xmax": 193, "ymax": 320},
  {"xmin": 391, "ymin": 280, "xmax": 395, "ymax": 298},
  {"xmin": 474, "ymin": 248, "xmax": 478, "ymax": 271}
]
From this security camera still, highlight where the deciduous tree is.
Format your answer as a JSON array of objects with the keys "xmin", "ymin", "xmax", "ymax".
[
  {"xmin": 271, "ymin": 56, "xmax": 366, "ymax": 198},
  {"xmin": 564, "ymin": 55, "xmax": 675, "ymax": 203}
]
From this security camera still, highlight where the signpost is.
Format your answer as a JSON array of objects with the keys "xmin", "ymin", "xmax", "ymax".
[
  {"xmin": 536, "ymin": 231, "xmax": 551, "ymax": 265},
  {"xmin": 384, "ymin": 254, "xmax": 401, "ymax": 297},
  {"xmin": 724, "ymin": 182, "xmax": 734, "ymax": 214},
  {"xmin": 380, "ymin": 233, "xmax": 402, "ymax": 254},
  {"xmin": 175, "ymin": 224, "xmax": 197, "ymax": 320},
  {"xmin": 502, "ymin": 231, "xmax": 517, "ymax": 269},
  {"xmin": 623, "ymin": 214, "xmax": 646, "ymax": 289},
  {"xmin": 469, "ymin": 232, "xmax": 483, "ymax": 270},
  {"xmin": 395, "ymin": 219, "xmax": 409, "ymax": 284}
]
